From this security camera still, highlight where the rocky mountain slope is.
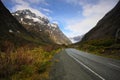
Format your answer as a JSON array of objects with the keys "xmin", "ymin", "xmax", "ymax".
[
  {"xmin": 81, "ymin": 1, "xmax": 120, "ymax": 42},
  {"xmin": 77, "ymin": 1, "xmax": 120, "ymax": 59},
  {"xmin": 12, "ymin": 9, "xmax": 71, "ymax": 45},
  {"xmin": 0, "ymin": 0, "xmax": 35, "ymax": 46}
]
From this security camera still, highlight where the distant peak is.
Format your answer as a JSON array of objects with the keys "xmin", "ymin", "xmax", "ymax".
[
  {"xmin": 13, "ymin": 9, "xmax": 49, "ymax": 20},
  {"xmin": 17, "ymin": 9, "xmax": 31, "ymax": 12},
  {"xmin": 13, "ymin": 9, "xmax": 36, "ymax": 17}
]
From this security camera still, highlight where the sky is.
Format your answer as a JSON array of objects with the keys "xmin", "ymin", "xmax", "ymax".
[{"xmin": 1, "ymin": 0, "xmax": 119, "ymax": 38}]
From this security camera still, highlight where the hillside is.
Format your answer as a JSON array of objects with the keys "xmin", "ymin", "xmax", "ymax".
[
  {"xmin": 0, "ymin": 0, "xmax": 36, "ymax": 48},
  {"xmin": 0, "ymin": 0, "xmax": 71, "ymax": 53},
  {"xmin": 12, "ymin": 9, "xmax": 71, "ymax": 45},
  {"xmin": 82, "ymin": 1, "xmax": 120, "ymax": 42},
  {"xmin": 0, "ymin": 1, "xmax": 61, "ymax": 79},
  {"xmin": 77, "ymin": 1, "xmax": 120, "ymax": 59},
  {"xmin": 0, "ymin": 0, "xmax": 59, "ymax": 53}
]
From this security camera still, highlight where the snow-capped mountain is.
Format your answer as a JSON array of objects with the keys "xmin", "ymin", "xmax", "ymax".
[
  {"xmin": 12, "ymin": 9, "xmax": 71, "ymax": 45},
  {"xmin": 70, "ymin": 35, "xmax": 84, "ymax": 43},
  {"xmin": 12, "ymin": 9, "xmax": 49, "ymax": 25}
]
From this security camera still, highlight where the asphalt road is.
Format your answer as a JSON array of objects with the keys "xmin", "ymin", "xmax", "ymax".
[{"xmin": 50, "ymin": 48, "xmax": 120, "ymax": 80}]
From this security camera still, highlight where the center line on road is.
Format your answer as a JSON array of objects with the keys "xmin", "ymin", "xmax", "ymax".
[{"xmin": 67, "ymin": 53, "xmax": 106, "ymax": 80}]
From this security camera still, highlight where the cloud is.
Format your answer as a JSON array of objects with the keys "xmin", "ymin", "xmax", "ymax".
[
  {"xmin": 40, "ymin": 8, "xmax": 53, "ymax": 13},
  {"xmin": 64, "ymin": 0, "xmax": 119, "ymax": 37},
  {"xmin": 82, "ymin": 0, "xmax": 119, "ymax": 17},
  {"xmin": 65, "ymin": 15, "xmax": 100, "ymax": 37},
  {"xmin": 27, "ymin": 0, "xmax": 46, "ymax": 4},
  {"xmin": 65, "ymin": 0, "xmax": 97, "ymax": 6},
  {"xmin": 11, "ymin": 0, "xmax": 49, "ymax": 17}
]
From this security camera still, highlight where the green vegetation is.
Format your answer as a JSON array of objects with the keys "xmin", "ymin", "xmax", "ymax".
[
  {"xmin": 0, "ymin": 43, "xmax": 61, "ymax": 80},
  {"xmin": 77, "ymin": 38, "xmax": 120, "ymax": 59}
]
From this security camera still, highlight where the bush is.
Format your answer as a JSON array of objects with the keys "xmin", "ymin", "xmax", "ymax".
[
  {"xmin": 0, "ymin": 46, "xmax": 58, "ymax": 80},
  {"xmin": 78, "ymin": 38, "xmax": 120, "ymax": 59},
  {"xmin": 86, "ymin": 39, "xmax": 115, "ymax": 47}
]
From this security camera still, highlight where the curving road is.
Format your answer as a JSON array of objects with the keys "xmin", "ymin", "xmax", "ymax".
[{"xmin": 50, "ymin": 48, "xmax": 120, "ymax": 80}]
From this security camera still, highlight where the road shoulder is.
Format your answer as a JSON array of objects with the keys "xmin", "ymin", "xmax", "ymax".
[{"xmin": 50, "ymin": 50, "xmax": 93, "ymax": 80}]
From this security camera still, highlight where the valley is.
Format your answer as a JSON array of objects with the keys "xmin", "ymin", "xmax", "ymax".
[{"xmin": 0, "ymin": 0, "xmax": 120, "ymax": 80}]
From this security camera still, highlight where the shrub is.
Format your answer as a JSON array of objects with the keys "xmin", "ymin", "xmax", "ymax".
[
  {"xmin": 0, "ymin": 40, "xmax": 15, "ymax": 54},
  {"xmin": 0, "ymin": 46, "xmax": 58, "ymax": 80}
]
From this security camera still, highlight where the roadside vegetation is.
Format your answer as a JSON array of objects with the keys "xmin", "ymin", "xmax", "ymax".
[
  {"xmin": 0, "ymin": 41, "xmax": 61, "ymax": 80},
  {"xmin": 75, "ymin": 38, "xmax": 120, "ymax": 60}
]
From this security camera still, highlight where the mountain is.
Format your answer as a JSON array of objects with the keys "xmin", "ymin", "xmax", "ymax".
[
  {"xmin": 12, "ymin": 9, "xmax": 71, "ymax": 45},
  {"xmin": 81, "ymin": 1, "xmax": 120, "ymax": 42},
  {"xmin": 0, "ymin": 0, "xmax": 36, "ymax": 47},
  {"xmin": 70, "ymin": 35, "xmax": 84, "ymax": 43},
  {"xmin": 0, "ymin": 0, "xmax": 62, "ymax": 54},
  {"xmin": 77, "ymin": 1, "xmax": 120, "ymax": 59}
]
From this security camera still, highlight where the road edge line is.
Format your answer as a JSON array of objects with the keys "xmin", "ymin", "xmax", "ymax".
[{"xmin": 67, "ymin": 53, "xmax": 105, "ymax": 80}]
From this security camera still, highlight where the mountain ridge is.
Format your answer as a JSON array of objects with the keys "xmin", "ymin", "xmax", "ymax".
[
  {"xmin": 81, "ymin": 1, "xmax": 120, "ymax": 42},
  {"xmin": 12, "ymin": 9, "xmax": 71, "ymax": 45},
  {"xmin": 76, "ymin": 1, "xmax": 120, "ymax": 59},
  {"xmin": 0, "ymin": 0, "xmax": 34, "ymax": 45}
]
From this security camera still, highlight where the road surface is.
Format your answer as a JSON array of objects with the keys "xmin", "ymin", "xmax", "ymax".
[{"xmin": 50, "ymin": 48, "xmax": 120, "ymax": 80}]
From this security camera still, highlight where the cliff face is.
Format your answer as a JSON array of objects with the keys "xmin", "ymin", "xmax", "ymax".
[
  {"xmin": 82, "ymin": 1, "xmax": 120, "ymax": 42},
  {"xmin": 12, "ymin": 9, "xmax": 71, "ymax": 45},
  {"xmin": 0, "ymin": 1, "xmax": 28, "ymax": 36},
  {"xmin": 0, "ymin": 0, "xmax": 32, "ymax": 44}
]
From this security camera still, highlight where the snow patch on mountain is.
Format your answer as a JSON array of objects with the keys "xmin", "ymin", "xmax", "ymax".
[
  {"xmin": 20, "ymin": 18, "xmax": 23, "ymax": 21},
  {"xmin": 32, "ymin": 17, "xmax": 43, "ymax": 23},
  {"xmin": 9, "ymin": 29, "xmax": 13, "ymax": 33},
  {"xmin": 13, "ymin": 9, "xmax": 48, "ymax": 25},
  {"xmin": 25, "ymin": 15, "xmax": 32, "ymax": 19},
  {"xmin": 51, "ymin": 23, "xmax": 58, "ymax": 28}
]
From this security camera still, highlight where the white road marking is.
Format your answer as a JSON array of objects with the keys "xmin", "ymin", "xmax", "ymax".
[
  {"xmin": 108, "ymin": 63, "xmax": 120, "ymax": 69},
  {"xmin": 67, "ymin": 53, "xmax": 106, "ymax": 80}
]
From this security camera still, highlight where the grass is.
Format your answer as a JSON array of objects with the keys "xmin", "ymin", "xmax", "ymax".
[
  {"xmin": 76, "ymin": 38, "xmax": 120, "ymax": 60},
  {"xmin": 0, "ymin": 45, "xmax": 61, "ymax": 80}
]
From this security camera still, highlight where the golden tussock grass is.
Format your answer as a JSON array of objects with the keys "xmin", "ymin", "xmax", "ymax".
[{"xmin": 0, "ymin": 45, "xmax": 61, "ymax": 80}]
